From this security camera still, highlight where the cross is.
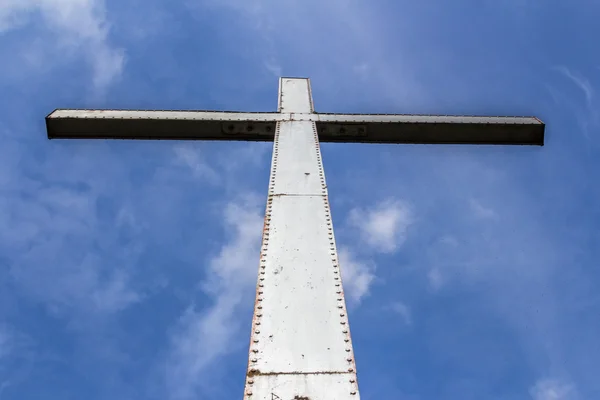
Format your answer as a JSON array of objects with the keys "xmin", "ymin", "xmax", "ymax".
[{"xmin": 46, "ymin": 77, "xmax": 544, "ymax": 399}]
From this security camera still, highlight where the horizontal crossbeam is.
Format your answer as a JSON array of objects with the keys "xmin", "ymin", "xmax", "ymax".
[{"xmin": 46, "ymin": 109, "xmax": 544, "ymax": 145}]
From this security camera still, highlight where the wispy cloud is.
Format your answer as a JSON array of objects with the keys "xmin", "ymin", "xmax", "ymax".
[
  {"xmin": 0, "ymin": 0, "xmax": 124, "ymax": 89},
  {"xmin": 3, "ymin": 183, "xmax": 142, "ymax": 317},
  {"xmin": 164, "ymin": 195, "xmax": 263, "ymax": 400},
  {"xmin": 390, "ymin": 301, "xmax": 412, "ymax": 326},
  {"xmin": 554, "ymin": 66, "xmax": 593, "ymax": 105},
  {"xmin": 348, "ymin": 199, "xmax": 412, "ymax": 254},
  {"xmin": 0, "ymin": 325, "xmax": 35, "ymax": 398},
  {"xmin": 338, "ymin": 248, "xmax": 376, "ymax": 306},
  {"xmin": 173, "ymin": 145, "xmax": 219, "ymax": 183},
  {"xmin": 530, "ymin": 378, "xmax": 578, "ymax": 400},
  {"xmin": 469, "ymin": 198, "xmax": 499, "ymax": 220}
]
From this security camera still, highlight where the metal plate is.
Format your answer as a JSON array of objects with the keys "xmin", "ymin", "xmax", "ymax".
[
  {"xmin": 315, "ymin": 114, "xmax": 544, "ymax": 145},
  {"xmin": 45, "ymin": 110, "xmax": 284, "ymax": 141},
  {"xmin": 278, "ymin": 78, "xmax": 314, "ymax": 113},
  {"xmin": 251, "ymin": 195, "xmax": 352, "ymax": 374},
  {"xmin": 245, "ymin": 374, "xmax": 360, "ymax": 399},
  {"xmin": 319, "ymin": 124, "xmax": 368, "ymax": 138},
  {"xmin": 271, "ymin": 121, "xmax": 325, "ymax": 196}
]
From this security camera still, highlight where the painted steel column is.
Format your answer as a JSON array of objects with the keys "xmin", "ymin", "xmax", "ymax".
[{"xmin": 243, "ymin": 78, "xmax": 360, "ymax": 399}]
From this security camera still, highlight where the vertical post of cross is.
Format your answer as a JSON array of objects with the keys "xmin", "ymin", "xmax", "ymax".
[{"xmin": 244, "ymin": 78, "xmax": 360, "ymax": 399}]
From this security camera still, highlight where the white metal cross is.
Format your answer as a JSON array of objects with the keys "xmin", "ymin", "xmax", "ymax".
[{"xmin": 46, "ymin": 77, "xmax": 544, "ymax": 399}]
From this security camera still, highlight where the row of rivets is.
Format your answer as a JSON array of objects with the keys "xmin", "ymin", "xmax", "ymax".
[
  {"xmin": 312, "ymin": 124, "xmax": 327, "ymax": 195},
  {"xmin": 268, "ymin": 122, "xmax": 280, "ymax": 195},
  {"xmin": 321, "ymin": 183, "xmax": 356, "ymax": 384},
  {"xmin": 246, "ymin": 124, "xmax": 282, "ymax": 397}
]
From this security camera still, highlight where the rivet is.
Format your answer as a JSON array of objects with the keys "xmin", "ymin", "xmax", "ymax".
[
  {"xmin": 255, "ymin": 330, "xmax": 260, "ymax": 334},
  {"xmin": 248, "ymin": 379, "xmax": 254, "ymax": 384},
  {"xmin": 348, "ymin": 368, "xmax": 354, "ymax": 372},
  {"xmin": 343, "ymin": 330, "xmax": 348, "ymax": 333},
  {"xmin": 347, "ymin": 358, "xmax": 352, "ymax": 362},
  {"xmin": 246, "ymin": 391, "xmax": 253, "ymax": 396},
  {"xmin": 252, "ymin": 358, "xmax": 257, "ymax": 362},
  {"xmin": 253, "ymin": 339, "xmax": 259, "ymax": 343},
  {"xmin": 258, "ymin": 306, "xmax": 262, "ymax": 309},
  {"xmin": 350, "ymin": 391, "xmax": 357, "ymax": 395}
]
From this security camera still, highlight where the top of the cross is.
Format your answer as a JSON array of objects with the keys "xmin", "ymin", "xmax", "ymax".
[{"xmin": 278, "ymin": 77, "xmax": 314, "ymax": 114}]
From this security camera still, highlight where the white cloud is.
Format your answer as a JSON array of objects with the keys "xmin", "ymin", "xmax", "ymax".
[
  {"xmin": 0, "ymin": 0, "xmax": 124, "ymax": 89},
  {"xmin": 165, "ymin": 196, "xmax": 263, "ymax": 400},
  {"xmin": 390, "ymin": 301, "xmax": 412, "ymax": 326},
  {"xmin": 530, "ymin": 379, "xmax": 578, "ymax": 400},
  {"xmin": 338, "ymin": 247, "xmax": 376, "ymax": 306},
  {"xmin": 173, "ymin": 146, "xmax": 219, "ymax": 183},
  {"xmin": 349, "ymin": 199, "xmax": 412, "ymax": 253}
]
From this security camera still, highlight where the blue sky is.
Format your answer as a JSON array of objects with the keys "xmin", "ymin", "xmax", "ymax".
[{"xmin": 1, "ymin": 0, "xmax": 599, "ymax": 399}]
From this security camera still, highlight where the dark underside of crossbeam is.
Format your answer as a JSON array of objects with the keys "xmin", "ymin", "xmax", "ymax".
[{"xmin": 46, "ymin": 117, "xmax": 544, "ymax": 145}]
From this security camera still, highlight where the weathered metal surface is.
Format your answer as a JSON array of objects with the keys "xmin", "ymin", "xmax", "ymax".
[
  {"xmin": 222, "ymin": 121, "xmax": 275, "ymax": 137},
  {"xmin": 319, "ymin": 124, "xmax": 368, "ymax": 138},
  {"xmin": 45, "ymin": 110, "xmax": 283, "ymax": 141},
  {"xmin": 316, "ymin": 113, "xmax": 543, "ymax": 125},
  {"xmin": 271, "ymin": 121, "xmax": 325, "ymax": 196},
  {"xmin": 250, "ymin": 195, "xmax": 352, "ymax": 373},
  {"xmin": 278, "ymin": 78, "xmax": 314, "ymax": 113},
  {"xmin": 315, "ymin": 114, "xmax": 544, "ymax": 145},
  {"xmin": 244, "ymin": 374, "xmax": 360, "ymax": 399}
]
